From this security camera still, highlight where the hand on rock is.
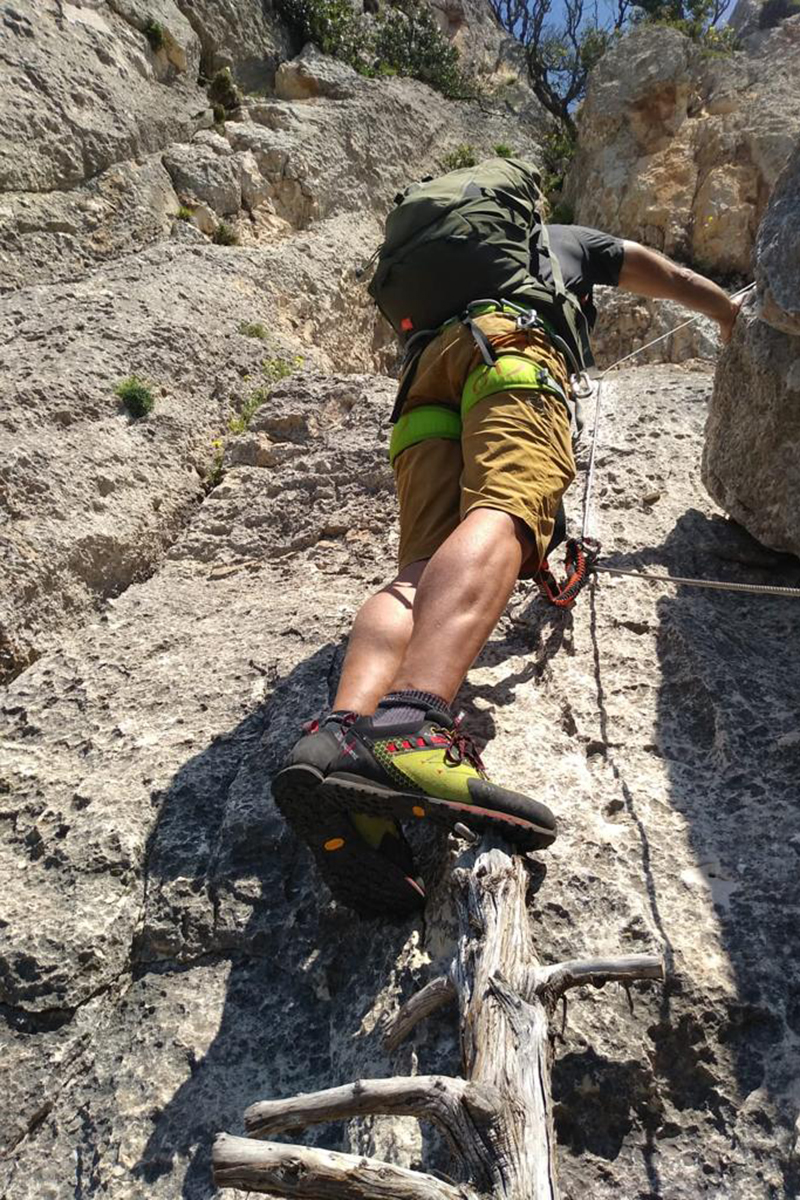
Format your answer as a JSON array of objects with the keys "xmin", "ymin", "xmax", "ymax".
[{"xmin": 719, "ymin": 294, "xmax": 745, "ymax": 345}]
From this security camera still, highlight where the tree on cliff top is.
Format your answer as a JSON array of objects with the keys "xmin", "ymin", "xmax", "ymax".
[{"xmin": 489, "ymin": 0, "xmax": 734, "ymax": 139}]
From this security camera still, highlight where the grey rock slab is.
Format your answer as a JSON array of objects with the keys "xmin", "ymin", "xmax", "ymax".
[
  {"xmin": 0, "ymin": 0, "xmax": 203, "ymax": 193},
  {"xmin": 755, "ymin": 136, "xmax": 800, "ymax": 337},
  {"xmin": 703, "ymin": 298, "xmax": 800, "ymax": 555},
  {"xmin": 0, "ymin": 242, "xmax": 330, "ymax": 683},
  {"xmin": 173, "ymin": 0, "xmax": 293, "ymax": 89},
  {"xmin": 3, "ymin": 367, "xmax": 800, "ymax": 1198},
  {"xmin": 163, "ymin": 140, "xmax": 243, "ymax": 215},
  {"xmin": 0, "ymin": 154, "xmax": 181, "ymax": 294},
  {"xmin": 235, "ymin": 77, "xmax": 551, "ymax": 227},
  {"xmin": 275, "ymin": 42, "xmax": 366, "ymax": 101}
]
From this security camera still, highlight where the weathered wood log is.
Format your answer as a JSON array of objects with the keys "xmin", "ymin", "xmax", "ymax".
[
  {"xmin": 213, "ymin": 1134, "xmax": 473, "ymax": 1199},
  {"xmin": 382, "ymin": 976, "xmax": 457, "ymax": 1053},
  {"xmin": 213, "ymin": 833, "xmax": 664, "ymax": 1199}
]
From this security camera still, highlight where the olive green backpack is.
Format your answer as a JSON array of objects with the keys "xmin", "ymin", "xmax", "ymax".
[{"xmin": 366, "ymin": 156, "xmax": 589, "ymax": 377}]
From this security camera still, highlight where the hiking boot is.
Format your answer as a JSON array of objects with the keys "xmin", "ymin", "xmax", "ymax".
[
  {"xmin": 319, "ymin": 704, "xmax": 557, "ymax": 851},
  {"xmin": 272, "ymin": 713, "xmax": 426, "ymax": 917}
]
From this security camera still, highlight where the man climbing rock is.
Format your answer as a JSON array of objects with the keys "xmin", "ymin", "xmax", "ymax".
[{"xmin": 273, "ymin": 158, "xmax": 742, "ymax": 918}]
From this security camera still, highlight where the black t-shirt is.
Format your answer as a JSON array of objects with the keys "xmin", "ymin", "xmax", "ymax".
[{"xmin": 533, "ymin": 224, "xmax": 625, "ymax": 330}]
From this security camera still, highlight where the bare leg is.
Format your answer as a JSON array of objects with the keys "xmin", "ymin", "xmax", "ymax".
[
  {"xmin": 333, "ymin": 559, "xmax": 428, "ymax": 714},
  {"xmin": 391, "ymin": 508, "xmax": 533, "ymax": 704}
]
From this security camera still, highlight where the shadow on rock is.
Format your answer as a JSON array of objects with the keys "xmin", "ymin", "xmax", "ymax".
[
  {"xmin": 130, "ymin": 641, "xmax": 418, "ymax": 1199},
  {"xmin": 591, "ymin": 508, "xmax": 800, "ymax": 1189}
]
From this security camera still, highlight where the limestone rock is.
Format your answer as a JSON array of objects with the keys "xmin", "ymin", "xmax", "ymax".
[
  {"xmin": 163, "ymin": 140, "xmax": 243, "ymax": 215},
  {"xmin": 755, "ymin": 138, "xmax": 800, "ymax": 336},
  {"xmin": 275, "ymin": 42, "xmax": 364, "ymax": 100},
  {"xmin": 0, "ymin": 0, "xmax": 203, "ymax": 193},
  {"xmin": 3, "ymin": 368, "xmax": 800, "ymax": 1198},
  {"xmin": 591, "ymin": 287, "xmax": 719, "ymax": 370},
  {"xmin": 173, "ymin": 0, "xmax": 294, "ymax": 88},
  {"xmin": 565, "ymin": 22, "xmax": 800, "ymax": 274},
  {"xmin": 702, "ymin": 298, "xmax": 800, "ymax": 554},
  {"xmin": 0, "ymin": 155, "xmax": 181, "ymax": 294}
]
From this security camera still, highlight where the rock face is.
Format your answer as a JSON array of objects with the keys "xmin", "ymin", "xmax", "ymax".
[
  {"xmin": 4, "ymin": 366, "xmax": 800, "ymax": 1199},
  {"xmin": 703, "ymin": 138, "xmax": 800, "ymax": 555},
  {"xmin": 591, "ymin": 288, "xmax": 719, "ymax": 370},
  {"xmin": 755, "ymin": 139, "xmax": 800, "ymax": 336},
  {"xmin": 0, "ymin": 6, "xmax": 550, "ymax": 682},
  {"xmin": 4, "ymin": 4, "xmax": 800, "ymax": 1199},
  {"xmin": 565, "ymin": 21, "xmax": 800, "ymax": 274}
]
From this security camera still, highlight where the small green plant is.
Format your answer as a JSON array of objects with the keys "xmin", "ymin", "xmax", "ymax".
[
  {"xmin": 206, "ymin": 439, "xmax": 226, "ymax": 490},
  {"xmin": 263, "ymin": 355, "xmax": 301, "ymax": 384},
  {"xmin": 208, "ymin": 67, "xmax": 242, "ymax": 112},
  {"xmin": 213, "ymin": 221, "xmax": 239, "ymax": 246},
  {"xmin": 143, "ymin": 18, "xmax": 165, "ymax": 52},
  {"xmin": 493, "ymin": 143, "xmax": 515, "ymax": 158},
  {"xmin": 442, "ymin": 144, "xmax": 477, "ymax": 171},
  {"xmin": 115, "ymin": 375, "xmax": 155, "ymax": 419},
  {"xmin": 227, "ymin": 357, "xmax": 300, "ymax": 435},
  {"xmin": 212, "ymin": 103, "xmax": 227, "ymax": 125},
  {"xmin": 176, "ymin": 205, "xmax": 194, "ymax": 221},
  {"xmin": 238, "ymin": 321, "xmax": 269, "ymax": 339}
]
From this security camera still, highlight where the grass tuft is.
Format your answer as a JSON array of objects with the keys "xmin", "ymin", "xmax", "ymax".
[{"xmin": 115, "ymin": 375, "xmax": 155, "ymax": 419}]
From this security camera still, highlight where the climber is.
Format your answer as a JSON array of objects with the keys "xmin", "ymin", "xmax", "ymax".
[{"xmin": 272, "ymin": 158, "xmax": 743, "ymax": 918}]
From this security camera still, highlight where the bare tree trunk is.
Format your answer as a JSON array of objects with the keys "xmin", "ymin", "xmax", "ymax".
[{"xmin": 213, "ymin": 833, "xmax": 663, "ymax": 1198}]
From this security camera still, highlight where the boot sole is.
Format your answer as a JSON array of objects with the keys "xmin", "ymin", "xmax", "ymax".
[
  {"xmin": 272, "ymin": 764, "xmax": 426, "ymax": 917},
  {"xmin": 319, "ymin": 772, "xmax": 557, "ymax": 851}
]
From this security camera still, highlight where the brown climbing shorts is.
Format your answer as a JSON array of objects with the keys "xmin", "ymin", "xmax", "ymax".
[{"xmin": 393, "ymin": 312, "xmax": 577, "ymax": 577}]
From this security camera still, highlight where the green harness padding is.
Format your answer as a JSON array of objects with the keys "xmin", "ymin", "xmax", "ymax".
[
  {"xmin": 389, "ymin": 354, "xmax": 568, "ymax": 466},
  {"xmin": 461, "ymin": 353, "xmax": 568, "ymax": 419},
  {"xmin": 389, "ymin": 404, "xmax": 462, "ymax": 466}
]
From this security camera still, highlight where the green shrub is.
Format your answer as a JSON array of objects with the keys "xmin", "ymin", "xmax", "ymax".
[
  {"xmin": 115, "ymin": 375, "xmax": 155, "ymax": 419},
  {"xmin": 176, "ymin": 205, "xmax": 194, "ymax": 221},
  {"xmin": 213, "ymin": 221, "xmax": 239, "ymax": 246},
  {"xmin": 493, "ymin": 143, "xmax": 515, "ymax": 158},
  {"xmin": 372, "ymin": 3, "xmax": 475, "ymax": 99},
  {"xmin": 275, "ymin": 0, "xmax": 473, "ymax": 97},
  {"xmin": 208, "ymin": 67, "xmax": 242, "ymax": 112},
  {"xmin": 442, "ymin": 143, "xmax": 477, "ymax": 171},
  {"xmin": 276, "ymin": 0, "xmax": 369, "ymax": 69},
  {"xmin": 548, "ymin": 200, "xmax": 574, "ymax": 224},
  {"xmin": 238, "ymin": 321, "xmax": 269, "ymax": 339},
  {"xmin": 143, "ymin": 18, "xmax": 165, "ymax": 52},
  {"xmin": 539, "ymin": 126, "xmax": 577, "ymax": 204},
  {"xmin": 212, "ymin": 103, "xmax": 227, "ymax": 125}
]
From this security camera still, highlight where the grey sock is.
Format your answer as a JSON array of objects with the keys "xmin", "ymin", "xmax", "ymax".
[{"xmin": 372, "ymin": 690, "xmax": 451, "ymax": 728}]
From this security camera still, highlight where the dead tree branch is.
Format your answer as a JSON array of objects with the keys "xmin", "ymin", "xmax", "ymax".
[
  {"xmin": 245, "ymin": 1075, "xmax": 502, "ymax": 1173},
  {"xmin": 213, "ymin": 1134, "xmax": 471, "ymax": 1199},
  {"xmin": 214, "ymin": 835, "xmax": 665, "ymax": 1200},
  {"xmin": 382, "ymin": 976, "xmax": 457, "ymax": 1052}
]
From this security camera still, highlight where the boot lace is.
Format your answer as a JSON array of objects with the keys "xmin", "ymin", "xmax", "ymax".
[
  {"xmin": 442, "ymin": 712, "xmax": 487, "ymax": 776},
  {"xmin": 302, "ymin": 710, "xmax": 358, "ymax": 735}
]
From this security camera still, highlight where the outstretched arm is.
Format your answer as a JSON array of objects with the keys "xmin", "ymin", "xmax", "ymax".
[{"xmin": 619, "ymin": 240, "xmax": 742, "ymax": 343}]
